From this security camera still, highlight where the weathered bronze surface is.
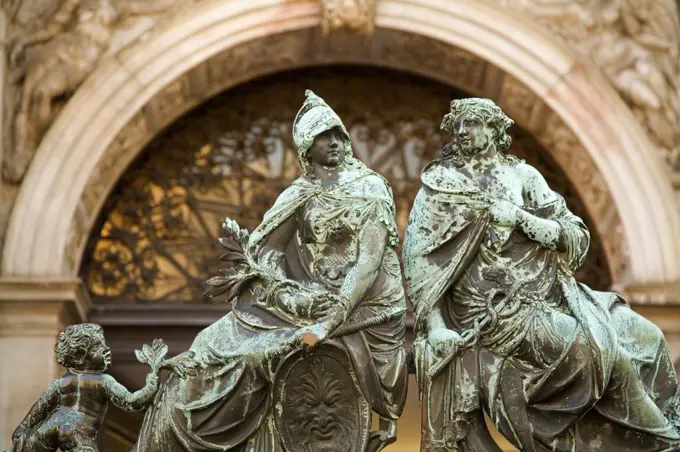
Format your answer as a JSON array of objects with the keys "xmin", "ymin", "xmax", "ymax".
[
  {"xmin": 131, "ymin": 90, "xmax": 408, "ymax": 451},
  {"xmin": 273, "ymin": 344, "xmax": 371, "ymax": 451},
  {"xmin": 404, "ymin": 98, "xmax": 680, "ymax": 451},
  {"xmin": 4, "ymin": 323, "xmax": 193, "ymax": 452}
]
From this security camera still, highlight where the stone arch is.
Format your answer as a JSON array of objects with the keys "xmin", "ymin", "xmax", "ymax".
[{"xmin": 3, "ymin": 0, "xmax": 679, "ymax": 287}]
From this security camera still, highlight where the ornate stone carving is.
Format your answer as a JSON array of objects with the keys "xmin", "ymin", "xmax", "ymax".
[
  {"xmin": 274, "ymin": 346, "xmax": 371, "ymax": 452},
  {"xmin": 1, "ymin": 0, "xmax": 179, "ymax": 184},
  {"xmin": 320, "ymin": 0, "xmax": 378, "ymax": 36},
  {"xmin": 488, "ymin": 0, "xmax": 680, "ymax": 177}
]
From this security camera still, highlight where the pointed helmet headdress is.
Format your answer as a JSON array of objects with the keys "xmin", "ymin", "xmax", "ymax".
[{"xmin": 293, "ymin": 90, "xmax": 352, "ymax": 169}]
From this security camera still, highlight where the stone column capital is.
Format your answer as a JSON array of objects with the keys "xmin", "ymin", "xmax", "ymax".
[{"xmin": 0, "ymin": 277, "xmax": 91, "ymax": 336}]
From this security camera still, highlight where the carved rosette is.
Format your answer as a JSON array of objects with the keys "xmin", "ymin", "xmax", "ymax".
[{"xmin": 273, "ymin": 344, "xmax": 371, "ymax": 452}]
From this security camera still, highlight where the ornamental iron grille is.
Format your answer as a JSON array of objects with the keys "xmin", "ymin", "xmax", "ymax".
[{"xmin": 81, "ymin": 66, "xmax": 612, "ymax": 304}]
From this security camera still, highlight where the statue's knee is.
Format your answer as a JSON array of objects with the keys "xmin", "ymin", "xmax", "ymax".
[{"xmin": 638, "ymin": 316, "xmax": 665, "ymax": 346}]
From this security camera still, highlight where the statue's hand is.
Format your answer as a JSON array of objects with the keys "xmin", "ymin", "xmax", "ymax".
[
  {"xmin": 427, "ymin": 328, "xmax": 465, "ymax": 357},
  {"xmin": 160, "ymin": 351, "xmax": 199, "ymax": 379},
  {"xmin": 298, "ymin": 295, "xmax": 349, "ymax": 350},
  {"xmin": 309, "ymin": 292, "xmax": 347, "ymax": 319},
  {"xmin": 279, "ymin": 290, "xmax": 347, "ymax": 320},
  {"xmin": 278, "ymin": 291, "xmax": 315, "ymax": 317},
  {"xmin": 489, "ymin": 199, "xmax": 521, "ymax": 227}
]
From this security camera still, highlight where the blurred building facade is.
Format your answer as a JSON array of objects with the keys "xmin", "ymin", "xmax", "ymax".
[{"xmin": 1, "ymin": 1, "xmax": 680, "ymax": 450}]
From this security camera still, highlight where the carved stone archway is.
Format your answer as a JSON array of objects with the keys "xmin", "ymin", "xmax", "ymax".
[{"xmin": 3, "ymin": 0, "xmax": 680, "ymax": 290}]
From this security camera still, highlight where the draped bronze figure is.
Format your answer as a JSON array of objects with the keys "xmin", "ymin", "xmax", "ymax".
[
  {"xmin": 131, "ymin": 90, "xmax": 408, "ymax": 452},
  {"xmin": 404, "ymin": 98, "xmax": 680, "ymax": 451}
]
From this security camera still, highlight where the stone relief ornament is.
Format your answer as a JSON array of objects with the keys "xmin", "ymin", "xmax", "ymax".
[
  {"xmin": 488, "ymin": 0, "xmax": 680, "ymax": 173},
  {"xmin": 1, "ymin": 0, "xmax": 179, "ymax": 183},
  {"xmin": 5, "ymin": 323, "xmax": 195, "ymax": 452},
  {"xmin": 131, "ymin": 90, "xmax": 408, "ymax": 451},
  {"xmin": 403, "ymin": 97, "xmax": 680, "ymax": 451},
  {"xmin": 320, "ymin": 0, "xmax": 378, "ymax": 35}
]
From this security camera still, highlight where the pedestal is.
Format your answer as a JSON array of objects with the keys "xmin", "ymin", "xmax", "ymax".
[{"xmin": 0, "ymin": 278, "xmax": 90, "ymax": 449}]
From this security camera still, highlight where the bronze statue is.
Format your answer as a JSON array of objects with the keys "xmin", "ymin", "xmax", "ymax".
[
  {"xmin": 132, "ymin": 90, "xmax": 408, "ymax": 451},
  {"xmin": 4, "ymin": 323, "xmax": 185, "ymax": 452},
  {"xmin": 403, "ymin": 98, "xmax": 680, "ymax": 451}
]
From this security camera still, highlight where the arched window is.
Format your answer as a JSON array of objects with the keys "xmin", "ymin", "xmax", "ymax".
[{"xmin": 81, "ymin": 67, "xmax": 611, "ymax": 304}]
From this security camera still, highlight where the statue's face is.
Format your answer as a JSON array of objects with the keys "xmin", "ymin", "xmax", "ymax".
[
  {"xmin": 452, "ymin": 113, "xmax": 492, "ymax": 155},
  {"xmin": 85, "ymin": 334, "xmax": 112, "ymax": 371},
  {"xmin": 308, "ymin": 127, "xmax": 346, "ymax": 167}
]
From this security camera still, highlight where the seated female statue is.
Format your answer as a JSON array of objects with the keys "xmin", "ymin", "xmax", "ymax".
[
  {"xmin": 132, "ymin": 90, "xmax": 408, "ymax": 451},
  {"xmin": 404, "ymin": 98, "xmax": 680, "ymax": 451}
]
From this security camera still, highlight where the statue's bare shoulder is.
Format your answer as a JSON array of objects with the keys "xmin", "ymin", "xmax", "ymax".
[{"xmin": 515, "ymin": 161, "xmax": 557, "ymax": 208}]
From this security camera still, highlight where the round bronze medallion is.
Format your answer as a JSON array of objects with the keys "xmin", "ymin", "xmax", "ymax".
[{"xmin": 273, "ymin": 343, "xmax": 371, "ymax": 452}]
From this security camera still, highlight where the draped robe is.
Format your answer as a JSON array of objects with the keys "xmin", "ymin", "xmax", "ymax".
[
  {"xmin": 403, "ymin": 158, "xmax": 680, "ymax": 452},
  {"xmin": 133, "ymin": 162, "xmax": 408, "ymax": 451}
]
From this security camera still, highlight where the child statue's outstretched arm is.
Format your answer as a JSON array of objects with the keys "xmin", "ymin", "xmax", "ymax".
[
  {"xmin": 13, "ymin": 379, "xmax": 59, "ymax": 436},
  {"xmin": 101, "ymin": 373, "xmax": 159, "ymax": 412}
]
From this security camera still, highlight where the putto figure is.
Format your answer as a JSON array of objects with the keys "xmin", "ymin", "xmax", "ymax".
[
  {"xmin": 403, "ymin": 98, "xmax": 680, "ymax": 451},
  {"xmin": 132, "ymin": 90, "xmax": 408, "ymax": 451},
  {"xmin": 6, "ymin": 324, "xmax": 163, "ymax": 452}
]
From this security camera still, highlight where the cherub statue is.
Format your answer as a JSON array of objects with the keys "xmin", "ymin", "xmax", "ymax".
[
  {"xmin": 5, "ymin": 323, "xmax": 194, "ymax": 452},
  {"xmin": 2, "ymin": 0, "xmax": 178, "ymax": 183}
]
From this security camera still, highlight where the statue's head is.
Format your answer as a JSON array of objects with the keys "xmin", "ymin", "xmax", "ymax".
[
  {"xmin": 441, "ymin": 98, "xmax": 514, "ymax": 156},
  {"xmin": 55, "ymin": 323, "xmax": 112, "ymax": 372},
  {"xmin": 293, "ymin": 90, "xmax": 353, "ymax": 170}
]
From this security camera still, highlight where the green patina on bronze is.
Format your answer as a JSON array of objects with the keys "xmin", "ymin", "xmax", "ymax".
[
  {"xmin": 5, "ymin": 324, "xmax": 196, "ymax": 452},
  {"xmin": 129, "ymin": 90, "xmax": 409, "ymax": 451},
  {"xmin": 10, "ymin": 95, "xmax": 679, "ymax": 452},
  {"xmin": 404, "ymin": 97, "xmax": 680, "ymax": 451}
]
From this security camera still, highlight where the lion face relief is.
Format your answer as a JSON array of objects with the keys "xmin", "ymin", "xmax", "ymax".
[{"xmin": 289, "ymin": 366, "xmax": 352, "ymax": 451}]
